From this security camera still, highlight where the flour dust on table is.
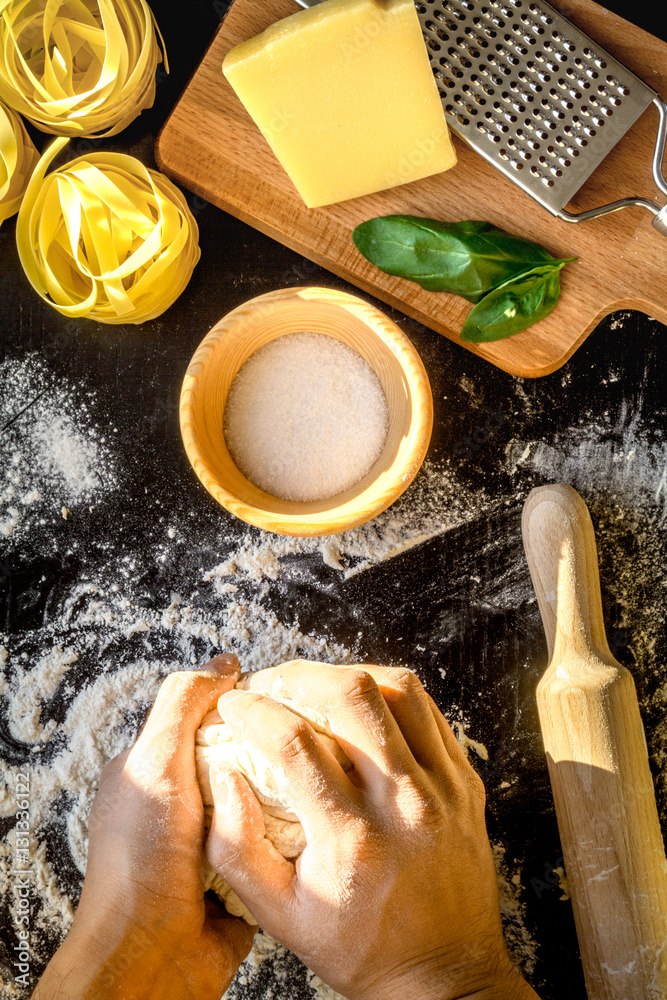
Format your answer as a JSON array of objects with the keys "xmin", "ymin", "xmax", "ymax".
[
  {"xmin": 2, "ymin": 331, "xmax": 666, "ymax": 998},
  {"xmin": 0, "ymin": 353, "xmax": 528, "ymax": 997},
  {"xmin": 0, "ymin": 355, "xmax": 118, "ymax": 541}
]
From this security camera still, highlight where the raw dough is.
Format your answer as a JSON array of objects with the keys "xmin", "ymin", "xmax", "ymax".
[{"xmin": 196, "ymin": 661, "xmax": 353, "ymax": 924}]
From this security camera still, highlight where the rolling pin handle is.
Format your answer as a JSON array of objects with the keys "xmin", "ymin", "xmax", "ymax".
[
  {"xmin": 521, "ymin": 482, "xmax": 667, "ymax": 1000},
  {"xmin": 521, "ymin": 482, "xmax": 612, "ymax": 664}
]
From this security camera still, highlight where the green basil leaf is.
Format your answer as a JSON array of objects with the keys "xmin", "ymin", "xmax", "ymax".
[
  {"xmin": 352, "ymin": 215, "xmax": 575, "ymax": 303},
  {"xmin": 460, "ymin": 265, "xmax": 564, "ymax": 342}
]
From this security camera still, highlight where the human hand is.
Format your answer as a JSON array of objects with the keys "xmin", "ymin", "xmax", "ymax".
[
  {"xmin": 206, "ymin": 662, "xmax": 539, "ymax": 1000},
  {"xmin": 33, "ymin": 655, "xmax": 254, "ymax": 1000}
]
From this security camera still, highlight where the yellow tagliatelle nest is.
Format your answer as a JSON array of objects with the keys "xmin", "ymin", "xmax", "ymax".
[
  {"xmin": 17, "ymin": 137, "xmax": 201, "ymax": 324},
  {"xmin": 0, "ymin": 98, "xmax": 39, "ymax": 223},
  {"xmin": 0, "ymin": 0, "xmax": 166, "ymax": 137}
]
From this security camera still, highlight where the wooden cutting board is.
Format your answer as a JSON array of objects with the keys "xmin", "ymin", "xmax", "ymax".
[{"xmin": 155, "ymin": 0, "xmax": 667, "ymax": 377}]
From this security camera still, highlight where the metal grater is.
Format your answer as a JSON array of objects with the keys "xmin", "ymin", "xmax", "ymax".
[
  {"xmin": 295, "ymin": 0, "xmax": 667, "ymax": 233},
  {"xmin": 418, "ymin": 0, "xmax": 667, "ymax": 231}
]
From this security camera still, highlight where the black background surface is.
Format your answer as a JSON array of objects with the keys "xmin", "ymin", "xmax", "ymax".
[{"xmin": 0, "ymin": 1, "xmax": 665, "ymax": 997}]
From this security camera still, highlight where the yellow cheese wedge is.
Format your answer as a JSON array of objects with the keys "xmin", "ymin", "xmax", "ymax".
[{"xmin": 222, "ymin": 0, "xmax": 457, "ymax": 208}]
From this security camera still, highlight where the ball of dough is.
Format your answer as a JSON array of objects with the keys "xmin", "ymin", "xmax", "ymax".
[{"xmin": 196, "ymin": 662, "xmax": 353, "ymax": 924}]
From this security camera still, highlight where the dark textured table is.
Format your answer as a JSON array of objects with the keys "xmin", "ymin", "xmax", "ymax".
[{"xmin": 0, "ymin": 2, "xmax": 665, "ymax": 998}]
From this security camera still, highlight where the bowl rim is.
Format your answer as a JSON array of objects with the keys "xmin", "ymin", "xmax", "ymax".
[{"xmin": 180, "ymin": 286, "xmax": 433, "ymax": 536}]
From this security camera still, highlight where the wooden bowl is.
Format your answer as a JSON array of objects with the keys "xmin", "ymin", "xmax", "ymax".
[{"xmin": 180, "ymin": 287, "xmax": 433, "ymax": 536}]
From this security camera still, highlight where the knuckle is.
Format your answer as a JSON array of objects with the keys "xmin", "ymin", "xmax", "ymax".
[
  {"xmin": 123, "ymin": 749, "xmax": 153, "ymax": 786},
  {"xmin": 383, "ymin": 774, "xmax": 447, "ymax": 848},
  {"xmin": 161, "ymin": 669, "xmax": 218, "ymax": 698},
  {"xmin": 340, "ymin": 669, "xmax": 383, "ymax": 709},
  {"xmin": 272, "ymin": 719, "xmax": 316, "ymax": 762},
  {"xmin": 402, "ymin": 782, "xmax": 444, "ymax": 829},
  {"xmin": 237, "ymin": 692, "xmax": 273, "ymax": 728},
  {"xmin": 467, "ymin": 766, "xmax": 487, "ymax": 806},
  {"xmin": 159, "ymin": 670, "xmax": 192, "ymax": 696},
  {"xmin": 391, "ymin": 668, "xmax": 425, "ymax": 699},
  {"xmin": 442, "ymin": 765, "xmax": 487, "ymax": 816}
]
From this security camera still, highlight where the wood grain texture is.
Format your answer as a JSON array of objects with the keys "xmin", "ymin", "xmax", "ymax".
[
  {"xmin": 522, "ymin": 484, "xmax": 667, "ymax": 1000},
  {"xmin": 179, "ymin": 286, "xmax": 433, "ymax": 536},
  {"xmin": 155, "ymin": 0, "xmax": 667, "ymax": 378}
]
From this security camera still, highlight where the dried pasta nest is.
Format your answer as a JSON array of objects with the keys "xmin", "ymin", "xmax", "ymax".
[
  {"xmin": 17, "ymin": 137, "xmax": 201, "ymax": 324},
  {"xmin": 0, "ymin": 0, "xmax": 166, "ymax": 137},
  {"xmin": 0, "ymin": 98, "xmax": 39, "ymax": 224}
]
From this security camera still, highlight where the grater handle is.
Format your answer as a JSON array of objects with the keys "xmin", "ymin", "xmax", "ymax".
[
  {"xmin": 651, "ymin": 97, "xmax": 667, "ymax": 198},
  {"xmin": 554, "ymin": 97, "xmax": 667, "ymax": 236}
]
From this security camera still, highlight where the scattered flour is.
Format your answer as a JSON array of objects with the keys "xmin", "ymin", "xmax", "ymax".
[
  {"xmin": 223, "ymin": 930, "xmax": 347, "ymax": 1000},
  {"xmin": 3, "ymin": 354, "xmax": 666, "ymax": 1000},
  {"xmin": 34, "ymin": 415, "xmax": 102, "ymax": 497},
  {"xmin": 492, "ymin": 844, "xmax": 538, "ymax": 978},
  {"xmin": 0, "ymin": 355, "xmax": 116, "ymax": 541},
  {"xmin": 3, "ymin": 646, "xmax": 79, "ymax": 743},
  {"xmin": 553, "ymin": 867, "xmax": 570, "ymax": 902},
  {"xmin": 0, "ymin": 357, "xmax": 502, "ymax": 999},
  {"xmin": 505, "ymin": 405, "xmax": 667, "ymax": 505},
  {"xmin": 204, "ymin": 458, "xmax": 490, "ymax": 589}
]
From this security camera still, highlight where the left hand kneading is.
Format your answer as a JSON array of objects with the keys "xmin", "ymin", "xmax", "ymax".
[{"xmin": 32, "ymin": 654, "xmax": 255, "ymax": 1000}]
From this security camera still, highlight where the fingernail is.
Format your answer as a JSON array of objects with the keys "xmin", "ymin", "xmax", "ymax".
[{"xmin": 204, "ymin": 653, "xmax": 240, "ymax": 676}]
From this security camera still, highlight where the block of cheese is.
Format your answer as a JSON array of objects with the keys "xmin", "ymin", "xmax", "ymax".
[{"xmin": 222, "ymin": 0, "xmax": 457, "ymax": 208}]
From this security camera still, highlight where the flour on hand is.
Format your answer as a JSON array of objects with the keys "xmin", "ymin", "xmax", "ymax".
[{"xmin": 196, "ymin": 661, "xmax": 354, "ymax": 924}]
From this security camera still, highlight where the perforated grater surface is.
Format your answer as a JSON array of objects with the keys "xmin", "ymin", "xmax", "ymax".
[
  {"xmin": 296, "ymin": 0, "xmax": 667, "ymax": 233},
  {"xmin": 418, "ymin": 0, "xmax": 667, "ymax": 229}
]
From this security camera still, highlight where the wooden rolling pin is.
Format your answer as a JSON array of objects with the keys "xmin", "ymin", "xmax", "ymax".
[{"xmin": 521, "ymin": 483, "xmax": 667, "ymax": 1000}]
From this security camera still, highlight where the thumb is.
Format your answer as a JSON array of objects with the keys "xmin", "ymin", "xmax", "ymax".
[{"xmin": 205, "ymin": 763, "xmax": 296, "ymax": 928}]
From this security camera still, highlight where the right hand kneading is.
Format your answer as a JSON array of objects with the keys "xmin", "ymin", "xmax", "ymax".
[{"xmin": 205, "ymin": 662, "xmax": 539, "ymax": 1000}]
